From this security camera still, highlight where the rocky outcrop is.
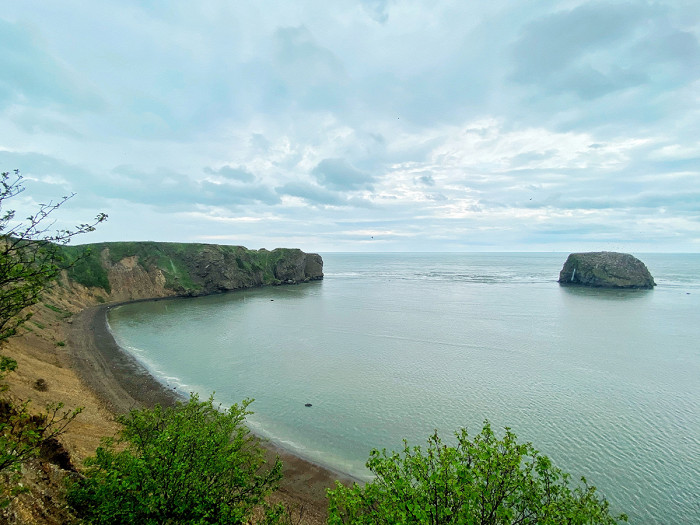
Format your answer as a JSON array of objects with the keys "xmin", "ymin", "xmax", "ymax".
[
  {"xmin": 182, "ymin": 246, "xmax": 323, "ymax": 295},
  {"xmin": 63, "ymin": 242, "xmax": 323, "ymax": 301},
  {"xmin": 558, "ymin": 252, "xmax": 655, "ymax": 289},
  {"xmin": 100, "ymin": 253, "xmax": 174, "ymax": 302},
  {"xmin": 273, "ymin": 249, "xmax": 324, "ymax": 284}
]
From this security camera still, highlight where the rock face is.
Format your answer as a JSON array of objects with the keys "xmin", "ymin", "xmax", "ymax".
[
  {"xmin": 63, "ymin": 242, "xmax": 324, "ymax": 301},
  {"xmin": 558, "ymin": 252, "xmax": 655, "ymax": 289},
  {"xmin": 274, "ymin": 249, "xmax": 324, "ymax": 284}
]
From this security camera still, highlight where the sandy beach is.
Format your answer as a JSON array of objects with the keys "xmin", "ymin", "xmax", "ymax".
[{"xmin": 64, "ymin": 303, "xmax": 353, "ymax": 524}]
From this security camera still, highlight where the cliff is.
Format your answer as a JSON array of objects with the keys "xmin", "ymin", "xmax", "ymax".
[
  {"xmin": 558, "ymin": 252, "xmax": 655, "ymax": 289},
  {"xmin": 61, "ymin": 242, "xmax": 323, "ymax": 303},
  {"xmin": 0, "ymin": 242, "xmax": 324, "ymax": 523}
]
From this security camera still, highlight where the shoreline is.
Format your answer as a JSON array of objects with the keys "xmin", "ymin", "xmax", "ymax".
[{"xmin": 66, "ymin": 302, "xmax": 356, "ymax": 522}]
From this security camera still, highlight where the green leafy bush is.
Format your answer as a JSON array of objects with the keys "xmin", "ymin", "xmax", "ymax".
[
  {"xmin": 328, "ymin": 421, "xmax": 627, "ymax": 524},
  {"xmin": 67, "ymin": 394, "xmax": 284, "ymax": 524},
  {"xmin": 0, "ymin": 170, "xmax": 103, "ymax": 506}
]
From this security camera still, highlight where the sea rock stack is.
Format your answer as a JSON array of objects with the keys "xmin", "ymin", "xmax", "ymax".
[{"xmin": 558, "ymin": 252, "xmax": 655, "ymax": 289}]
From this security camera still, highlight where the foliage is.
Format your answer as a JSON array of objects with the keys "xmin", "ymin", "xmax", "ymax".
[
  {"xmin": 0, "ymin": 169, "xmax": 104, "ymax": 505},
  {"xmin": 63, "ymin": 245, "xmax": 111, "ymax": 292},
  {"xmin": 327, "ymin": 421, "xmax": 627, "ymax": 525},
  {"xmin": 0, "ymin": 170, "xmax": 107, "ymax": 341},
  {"xmin": 61, "ymin": 241, "xmax": 308, "ymax": 294},
  {"xmin": 67, "ymin": 393, "xmax": 285, "ymax": 524},
  {"xmin": 0, "ymin": 360, "xmax": 81, "ymax": 506}
]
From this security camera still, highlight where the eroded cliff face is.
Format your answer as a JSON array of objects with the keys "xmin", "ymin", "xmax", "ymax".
[
  {"xmin": 558, "ymin": 252, "xmax": 655, "ymax": 289},
  {"xmin": 64, "ymin": 242, "xmax": 324, "ymax": 303},
  {"xmin": 101, "ymin": 253, "xmax": 174, "ymax": 302},
  {"xmin": 0, "ymin": 243, "xmax": 324, "ymax": 524}
]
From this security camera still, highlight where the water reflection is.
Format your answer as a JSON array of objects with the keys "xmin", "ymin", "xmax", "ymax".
[{"xmin": 558, "ymin": 284, "xmax": 653, "ymax": 301}]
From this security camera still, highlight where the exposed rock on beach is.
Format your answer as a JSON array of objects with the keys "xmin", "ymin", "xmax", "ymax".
[{"xmin": 558, "ymin": 251, "xmax": 655, "ymax": 289}]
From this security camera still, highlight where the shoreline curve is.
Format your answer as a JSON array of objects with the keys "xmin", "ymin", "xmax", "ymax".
[{"xmin": 66, "ymin": 299, "xmax": 356, "ymax": 520}]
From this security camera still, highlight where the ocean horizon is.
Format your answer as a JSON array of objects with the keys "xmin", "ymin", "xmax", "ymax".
[{"xmin": 108, "ymin": 252, "xmax": 700, "ymax": 524}]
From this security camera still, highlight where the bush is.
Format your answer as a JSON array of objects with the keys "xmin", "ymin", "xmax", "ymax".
[
  {"xmin": 0, "ymin": 170, "xmax": 106, "ymax": 341},
  {"xmin": 67, "ymin": 393, "xmax": 285, "ymax": 524},
  {"xmin": 327, "ymin": 421, "xmax": 627, "ymax": 524},
  {"xmin": 0, "ymin": 376, "xmax": 81, "ymax": 507},
  {"xmin": 0, "ymin": 170, "xmax": 102, "ymax": 505}
]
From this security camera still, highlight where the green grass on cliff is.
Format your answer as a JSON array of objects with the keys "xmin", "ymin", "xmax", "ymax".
[
  {"xmin": 61, "ymin": 242, "xmax": 306, "ymax": 294},
  {"xmin": 62, "ymin": 245, "xmax": 112, "ymax": 293}
]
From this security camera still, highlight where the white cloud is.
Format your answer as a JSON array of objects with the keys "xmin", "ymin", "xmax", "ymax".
[{"xmin": 0, "ymin": 1, "xmax": 697, "ymax": 252}]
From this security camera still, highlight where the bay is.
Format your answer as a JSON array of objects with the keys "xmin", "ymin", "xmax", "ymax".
[{"xmin": 107, "ymin": 253, "xmax": 700, "ymax": 524}]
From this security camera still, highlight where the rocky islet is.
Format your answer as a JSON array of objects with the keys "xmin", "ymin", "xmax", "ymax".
[{"xmin": 558, "ymin": 251, "xmax": 655, "ymax": 289}]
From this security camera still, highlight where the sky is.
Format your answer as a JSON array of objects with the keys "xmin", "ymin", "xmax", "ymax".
[{"xmin": 1, "ymin": 1, "xmax": 699, "ymax": 253}]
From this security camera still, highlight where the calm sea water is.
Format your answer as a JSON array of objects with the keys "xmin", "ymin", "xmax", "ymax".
[{"xmin": 107, "ymin": 253, "xmax": 700, "ymax": 524}]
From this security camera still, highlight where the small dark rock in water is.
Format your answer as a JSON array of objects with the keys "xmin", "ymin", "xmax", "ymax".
[
  {"xmin": 305, "ymin": 403, "xmax": 312, "ymax": 407},
  {"xmin": 558, "ymin": 251, "xmax": 655, "ymax": 289}
]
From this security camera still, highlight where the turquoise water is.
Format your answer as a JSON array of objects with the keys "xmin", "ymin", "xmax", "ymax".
[{"xmin": 107, "ymin": 253, "xmax": 700, "ymax": 524}]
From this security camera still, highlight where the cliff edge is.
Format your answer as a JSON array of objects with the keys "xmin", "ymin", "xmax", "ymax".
[
  {"xmin": 558, "ymin": 252, "xmax": 654, "ymax": 289},
  {"xmin": 0, "ymin": 242, "xmax": 325, "ymax": 523},
  {"xmin": 61, "ymin": 242, "xmax": 323, "ymax": 303}
]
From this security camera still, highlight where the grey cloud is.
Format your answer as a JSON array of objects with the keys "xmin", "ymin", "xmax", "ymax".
[
  {"xmin": 109, "ymin": 166, "xmax": 198, "ymax": 206},
  {"xmin": 426, "ymin": 193, "xmax": 448, "ymax": 202},
  {"xmin": 523, "ymin": 191, "xmax": 700, "ymax": 213},
  {"xmin": 506, "ymin": 0, "xmax": 699, "ymax": 119},
  {"xmin": 272, "ymin": 26, "xmax": 348, "ymax": 111},
  {"xmin": 111, "ymin": 166, "xmax": 280, "ymax": 207},
  {"xmin": 204, "ymin": 165, "xmax": 256, "ymax": 183},
  {"xmin": 199, "ymin": 180, "xmax": 280, "ymax": 206},
  {"xmin": 312, "ymin": 158, "xmax": 375, "ymax": 190},
  {"xmin": 1, "ymin": 151, "xmax": 280, "ymax": 210},
  {"xmin": 0, "ymin": 19, "xmax": 103, "ymax": 110},
  {"xmin": 631, "ymin": 29, "xmax": 700, "ymax": 84},
  {"xmin": 277, "ymin": 181, "xmax": 347, "ymax": 207},
  {"xmin": 511, "ymin": 2, "xmax": 649, "ymax": 85},
  {"xmin": 361, "ymin": 0, "xmax": 390, "ymax": 24},
  {"xmin": 533, "ymin": 224, "xmax": 617, "ymax": 236},
  {"xmin": 249, "ymin": 133, "xmax": 271, "ymax": 153},
  {"xmin": 509, "ymin": 150, "xmax": 559, "ymax": 167},
  {"xmin": 415, "ymin": 173, "xmax": 435, "ymax": 186},
  {"xmin": 9, "ymin": 110, "xmax": 84, "ymax": 138},
  {"xmin": 553, "ymin": 64, "xmax": 647, "ymax": 100},
  {"xmin": 0, "ymin": 151, "xmax": 97, "ymax": 203}
]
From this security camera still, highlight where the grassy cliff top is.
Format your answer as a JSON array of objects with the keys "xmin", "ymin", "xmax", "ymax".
[{"xmin": 60, "ymin": 241, "xmax": 322, "ymax": 295}]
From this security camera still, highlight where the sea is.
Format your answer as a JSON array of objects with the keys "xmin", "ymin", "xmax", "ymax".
[{"xmin": 106, "ymin": 252, "xmax": 700, "ymax": 524}]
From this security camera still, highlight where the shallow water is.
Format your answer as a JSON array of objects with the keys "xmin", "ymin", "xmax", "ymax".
[{"xmin": 108, "ymin": 253, "xmax": 700, "ymax": 524}]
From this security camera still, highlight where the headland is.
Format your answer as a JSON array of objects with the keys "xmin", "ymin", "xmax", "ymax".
[{"xmin": 2, "ymin": 241, "xmax": 338, "ymax": 524}]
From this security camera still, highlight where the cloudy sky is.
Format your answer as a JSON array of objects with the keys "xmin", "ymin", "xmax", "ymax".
[{"xmin": 1, "ymin": 1, "xmax": 698, "ymax": 252}]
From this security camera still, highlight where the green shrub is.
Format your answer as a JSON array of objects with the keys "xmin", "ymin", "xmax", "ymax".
[
  {"xmin": 328, "ymin": 421, "xmax": 627, "ymax": 524},
  {"xmin": 67, "ymin": 394, "xmax": 284, "ymax": 524}
]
